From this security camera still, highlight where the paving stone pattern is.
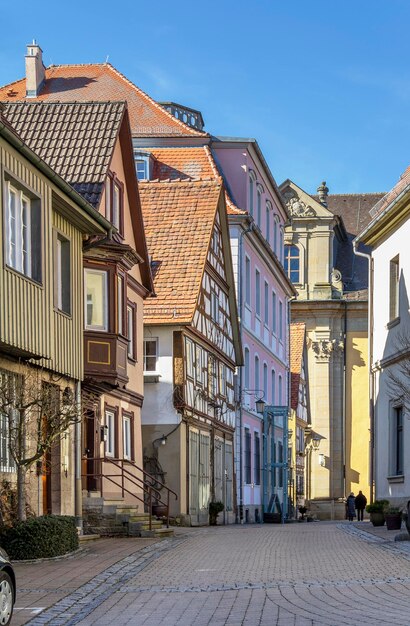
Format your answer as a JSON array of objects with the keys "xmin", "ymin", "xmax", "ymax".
[{"xmin": 19, "ymin": 523, "xmax": 410, "ymax": 625}]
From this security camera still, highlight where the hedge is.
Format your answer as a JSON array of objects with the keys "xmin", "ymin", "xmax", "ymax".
[{"xmin": 0, "ymin": 515, "xmax": 79, "ymax": 560}]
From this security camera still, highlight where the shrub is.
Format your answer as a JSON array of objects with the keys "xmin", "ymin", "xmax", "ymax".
[
  {"xmin": 0, "ymin": 515, "xmax": 78, "ymax": 560},
  {"xmin": 366, "ymin": 499, "xmax": 389, "ymax": 514},
  {"xmin": 209, "ymin": 501, "xmax": 224, "ymax": 525}
]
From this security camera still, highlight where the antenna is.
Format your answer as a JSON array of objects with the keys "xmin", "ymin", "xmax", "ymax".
[{"xmin": 105, "ymin": 55, "xmax": 109, "ymax": 64}]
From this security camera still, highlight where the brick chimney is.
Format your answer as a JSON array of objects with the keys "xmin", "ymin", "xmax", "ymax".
[{"xmin": 25, "ymin": 40, "xmax": 45, "ymax": 97}]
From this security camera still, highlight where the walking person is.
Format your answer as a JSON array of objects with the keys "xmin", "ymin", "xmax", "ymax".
[
  {"xmin": 346, "ymin": 492, "xmax": 356, "ymax": 522},
  {"xmin": 355, "ymin": 490, "xmax": 367, "ymax": 521}
]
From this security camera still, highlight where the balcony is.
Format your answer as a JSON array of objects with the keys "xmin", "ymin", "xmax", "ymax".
[{"xmin": 84, "ymin": 331, "xmax": 129, "ymax": 388}]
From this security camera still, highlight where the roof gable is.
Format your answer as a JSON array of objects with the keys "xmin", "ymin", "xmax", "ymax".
[
  {"xmin": 3, "ymin": 100, "xmax": 125, "ymax": 208},
  {"xmin": 0, "ymin": 63, "xmax": 207, "ymax": 138},
  {"xmin": 280, "ymin": 179, "xmax": 335, "ymax": 219}
]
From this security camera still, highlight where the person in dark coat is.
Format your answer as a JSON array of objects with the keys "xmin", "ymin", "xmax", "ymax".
[
  {"xmin": 346, "ymin": 492, "xmax": 356, "ymax": 521},
  {"xmin": 355, "ymin": 490, "xmax": 367, "ymax": 521}
]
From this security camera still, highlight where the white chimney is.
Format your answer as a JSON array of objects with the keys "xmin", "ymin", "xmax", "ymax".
[{"xmin": 25, "ymin": 40, "xmax": 45, "ymax": 98}]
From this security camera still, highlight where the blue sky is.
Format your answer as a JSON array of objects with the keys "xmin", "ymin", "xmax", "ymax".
[{"xmin": 1, "ymin": 0, "xmax": 409, "ymax": 194}]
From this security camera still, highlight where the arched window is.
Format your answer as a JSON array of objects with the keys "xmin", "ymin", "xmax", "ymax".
[
  {"xmin": 263, "ymin": 363, "xmax": 268, "ymax": 398},
  {"xmin": 284, "ymin": 245, "xmax": 300, "ymax": 283},
  {"xmin": 249, "ymin": 171, "xmax": 256, "ymax": 218},
  {"xmin": 256, "ymin": 184, "xmax": 264, "ymax": 228},
  {"xmin": 244, "ymin": 347, "xmax": 250, "ymax": 389},
  {"xmin": 271, "ymin": 369, "xmax": 276, "ymax": 405},
  {"xmin": 254, "ymin": 355, "xmax": 260, "ymax": 395},
  {"xmin": 273, "ymin": 215, "xmax": 280, "ymax": 255},
  {"xmin": 266, "ymin": 200, "xmax": 272, "ymax": 245}
]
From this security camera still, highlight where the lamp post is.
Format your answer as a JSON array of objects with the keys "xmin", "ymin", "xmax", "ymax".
[{"xmin": 304, "ymin": 429, "xmax": 325, "ymax": 503}]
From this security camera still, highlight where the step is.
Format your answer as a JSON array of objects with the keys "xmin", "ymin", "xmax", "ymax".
[
  {"xmin": 139, "ymin": 527, "xmax": 174, "ymax": 538},
  {"xmin": 79, "ymin": 533, "xmax": 101, "ymax": 542}
]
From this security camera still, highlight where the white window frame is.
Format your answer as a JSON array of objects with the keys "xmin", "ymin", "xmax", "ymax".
[
  {"xmin": 245, "ymin": 256, "xmax": 251, "ymax": 306},
  {"xmin": 255, "ymin": 269, "xmax": 261, "ymax": 317},
  {"xmin": 85, "ymin": 268, "xmax": 108, "ymax": 331},
  {"xmin": 123, "ymin": 415, "xmax": 131, "ymax": 460},
  {"xmin": 55, "ymin": 234, "xmax": 71, "ymax": 315},
  {"xmin": 264, "ymin": 280, "xmax": 269, "ymax": 325},
  {"xmin": 105, "ymin": 409, "xmax": 115, "ymax": 457},
  {"xmin": 144, "ymin": 338, "xmax": 158, "ymax": 373},
  {"xmin": 6, "ymin": 182, "xmax": 32, "ymax": 277}
]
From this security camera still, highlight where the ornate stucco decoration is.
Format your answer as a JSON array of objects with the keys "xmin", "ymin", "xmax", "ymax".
[
  {"xmin": 284, "ymin": 193, "xmax": 316, "ymax": 218},
  {"xmin": 312, "ymin": 338, "xmax": 344, "ymax": 361}
]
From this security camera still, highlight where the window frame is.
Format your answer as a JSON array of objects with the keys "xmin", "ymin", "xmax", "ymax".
[
  {"xmin": 105, "ymin": 407, "xmax": 116, "ymax": 458},
  {"xmin": 284, "ymin": 244, "xmax": 301, "ymax": 284},
  {"xmin": 389, "ymin": 255, "xmax": 400, "ymax": 322},
  {"xmin": 127, "ymin": 301, "xmax": 137, "ymax": 361},
  {"xmin": 255, "ymin": 269, "xmax": 261, "ymax": 317},
  {"xmin": 54, "ymin": 230, "xmax": 71, "ymax": 316},
  {"xmin": 122, "ymin": 410, "xmax": 133, "ymax": 461},
  {"xmin": 245, "ymin": 255, "xmax": 251, "ymax": 307},
  {"xmin": 143, "ymin": 337, "xmax": 158, "ymax": 373},
  {"xmin": 254, "ymin": 431, "xmax": 261, "ymax": 485},
  {"xmin": 244, "ymin": 427, "xmax": 252, "ymax": 484},
  {"xmin": 84, "ymin": 268, "xmax": 109, "ymax": 332},
  {"xmin": 105, "ymin": 172, "xmax": 124, "ymax": 236}
]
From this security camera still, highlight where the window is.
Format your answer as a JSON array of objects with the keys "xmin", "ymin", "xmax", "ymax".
[
  {"xmin": 271, "ymin": 369, "xmax": 276, "ymax": 405},
  {"xmin": 278, "ymin": 374, "xmax": 283, "ymax": 405},
  {"xmin": 127, "ymin": 303, "xmax": 137, "ymax": 360},
  {"xmin": 244, "ymin": 428, "xmax": 251, "ymax": 484},
  {"xmin": 55, "ymin": 234, "xmax": 71, "ymax": 314},
  {"xmin": 105, "ymin": 173, "xmax": 123, "ymax": 233},
  {"xmin": 0, "ymin": 371, "xmax": 18, "ymax": 473},
  {"xmin": 257, "ymin": 185, "xmax": 263, "ymax": 227},
  {"xmin": 186, "ymin": 338, "xmax": 194, "ymax": 378},
  {"xmin": 5, "ymin": 181, "xmax": 41, "ymax": 281},
  {"xmin": 117, "ymin": 274, "xmax": 125, "ymax": 335},
  {"xmin": 263, "ymin": 363, "xmax": 268, "ymax": 398},
  {"xmin": 279, "ymin": 301, "xmax": 283, "ymax": 341},
  {"xmin": 266, "ymin": 201, "xmax": 271, "ymax": 245},
  {"xmin": 254, "ymin": 432, "xmax": 260, "ymax": 485},
  {"xmin": 255, "ymin": 270, "xmax": 261, "ymax": 317},
  {"xmin": 211, "ymin": 290, "xmax": 219, "ymax": 323},
  {"xmin": 264, "ymin": 281, "xmax": 269, "ymax": 325},
  {"xmin": 208, "ymin": 355, "xmax": 217, "ymax": 398},
  {"xmin": 273, "ymin": 217, "xmax": 278, "ymax": 255},
  {"xmin": 195, "ymin": 345, "xmax": 204, "ymax": 386},
  {"xmin": 392, "ymin": 406, "xmax": 403, "ymax": 475},
  {"xmin": 105, "ymin": 409, "xmax": 115, "ymax": 457},
  {"xmin": 245, "ymin": 256, "xmax": 251, "ymax": 306},
  {"xmin": 244, "ymin": 348, "xmax": 250, "ymax": 389},
  {"xmin": 279, "ymin": 229, "xmax": 284, "ymax": 263},
  {"xmin": 219, "ymin": 362, "xmax": 226, "ymax": 397},
  {"xmin": 134, "ymin": 152, "xmax": 151, "ymax": 181},
  {"xmin": 85, "ymin": 269, "xmax": 108, "ymax": 331},
  {"xmin": 389, "ymin": 255, "xmax": 400, "ymax": 321},
  {"xmin": 254, "ymin": 355, "xmax": 260, "ymax": 394},
  {"xmin": 144, "ymin": 338, "xmax": 158, "ymax": 372},
  {"xmin": 249, "ymin": 172, "xmax": 256, "ymax": 217},
  {"xmin": 272, "ymin": 291, "xmax": 277, "ymax": 334},
  {"xmin": 123, "ymin": 414, "xmax": 132, "ymax": 460},
  {"xmin": 284, "ymin": 245, "xmax": 300, "ymax": 284},
  {"xmin": 278, "ymin": 442, "xmax": 283, "ymax": 488}
]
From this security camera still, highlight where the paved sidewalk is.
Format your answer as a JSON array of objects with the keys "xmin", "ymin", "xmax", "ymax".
[
  {"xmin": 12, "ymin": 537, "xmax": 156, "ymax": 625},
  {"xmin": 10, "ymin": 523, "xmax": 410, "ymax": 625}
]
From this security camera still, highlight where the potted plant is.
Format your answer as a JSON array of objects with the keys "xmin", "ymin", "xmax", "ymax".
[
  {"xmin": 366, "ymin": 499, "xmax": 389, "ymax": 527},
  {"xmin": 298, "ymin": 506, "xmax": 307, "ymax": 521},
  {"xmin": 385, "ymin": 506, "xmax": 402, "ymax": 531},
  {"xmin": 209, "ymin": 501, "xmax": 224, "ymax": 525}
]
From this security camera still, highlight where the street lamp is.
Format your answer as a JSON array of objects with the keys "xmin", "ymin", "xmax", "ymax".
[
  {"xmin": 255, "ymin": 398, "xmax": 266, "ymax": 415},
  {"xmin": 311, "ymin": 434, "xmax": 322, "ymax": 450}
]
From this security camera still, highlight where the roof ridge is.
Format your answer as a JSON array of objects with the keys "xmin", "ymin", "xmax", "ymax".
[
  {"xmin": 139, "ymin": 176, "xmax": 220, "ymax": 185},
  {"xmin": 319, "ymin": 192, "xmax": 385, "ymax": 197},
  {"xmin": 104, "ymin": 63, "xmax": 207, "ymax": 138},
  {"xmin": 4, "ymin": 99, "xmax": 127, "ymax": 108}
]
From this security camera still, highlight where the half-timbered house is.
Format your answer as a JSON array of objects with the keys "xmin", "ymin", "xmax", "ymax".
[
  {"xmin": 3, "ymin": 101, "xmax": 154, "ymax": 522},
  {"xmin": 139, "ymin": 179, "xmax": 242, "ymax": 525}
]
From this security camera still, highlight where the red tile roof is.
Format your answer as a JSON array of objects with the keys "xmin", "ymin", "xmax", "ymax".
[
  {"xmin": 368, "ymin": 167, "xmax": 410, "ymax": 220},
  {"xmin": 139, "ymin": 179, "xmax": 223, "ymax": 324},
  {"xmin": 290, "ymin": 322, "xmax": 306, "ymax": 411},
  {"xmin": 0, "ymin": 63, "xmax": 206, "ymax": 138}
]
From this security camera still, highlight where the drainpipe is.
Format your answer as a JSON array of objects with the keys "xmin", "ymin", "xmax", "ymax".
[
  {"xmin": 237, "ymin": 221, "xmax": 253, "ymax": 523},
  {"xmin": 352, "ymin": 242, "xmax": 374, "ymax": 503},
  {"xmin": 342, "ymin": 300, "xmax": 347, "ymax": 500},
  {"xmin": 75, "ymin": 380, "xmax": 83, "ymax": 532}
]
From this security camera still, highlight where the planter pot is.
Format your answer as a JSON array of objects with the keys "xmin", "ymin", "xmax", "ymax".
[
  {"xmin": 385, "ymin": 513, "xmax": 402, "ymax": 531},
  {"xmin": 152, "ymin": 504, "xmax": 168, "ymax": 518},
  {"xmin": 369, "ymin": 512, "xmax": 385, "ymax": 527}
]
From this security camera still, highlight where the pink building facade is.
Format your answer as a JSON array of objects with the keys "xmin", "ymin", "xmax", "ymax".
[{"xmin": 212, "ymin": 138, "xmax": 295, "ymax": 522}]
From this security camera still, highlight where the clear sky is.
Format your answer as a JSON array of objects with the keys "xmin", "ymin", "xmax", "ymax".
[{"xmin": 1, "ymin": 0, "xmax": 409, "ymax": 194}]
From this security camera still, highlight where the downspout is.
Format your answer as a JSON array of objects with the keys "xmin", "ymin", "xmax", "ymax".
[
  {"xmin": 342, "ymin": 299, "xmax": 347, "ymax": 500},
  {"xmin": 75, "ymin": 380, "xmax": 83, "ymax": 532},
  {"xmin": 352, "ymin": 242, "xmax": 374, "ymax": 503},
  {"xmin": 237, "ymin": 221, "xmax": 253, "ymax": 523}
]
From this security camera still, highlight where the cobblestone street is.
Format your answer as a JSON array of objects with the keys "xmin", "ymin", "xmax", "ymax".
[{"xmin": 14, "ymin": 522, "xmax": 410, "ymax": 626}]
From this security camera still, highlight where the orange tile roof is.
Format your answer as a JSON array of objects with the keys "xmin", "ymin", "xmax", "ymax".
[
  {"xmin": 140, "ymin": 179, "xmax": 223, "ymax": 324},
  {"xmin": 369, "ymin": 166, "xmax": 410, "ymax": 220},
  {"xmin": 0, "ymin": 63, "xmax": 206, "ymax": 138},
  {"xmin": 148, "ymin": 146, "xmax": 246, "ymax": 216},
  {"xmin": 290, "ymin": 322, "xmax": 306, "ymax": 411}
]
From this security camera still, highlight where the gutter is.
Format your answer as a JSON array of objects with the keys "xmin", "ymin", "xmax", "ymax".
[
  {"xmin": 352, "ymin": 241, "xmax": 374, "ymax": 503},
  {"xmin": 0, "ymin": 119, "xmax": 114, "ymax": 235}
]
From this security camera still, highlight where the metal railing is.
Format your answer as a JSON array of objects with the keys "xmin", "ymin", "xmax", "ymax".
[{"xmin": 82, "ymin": 456, "xmax": 178, "ymax": 530}]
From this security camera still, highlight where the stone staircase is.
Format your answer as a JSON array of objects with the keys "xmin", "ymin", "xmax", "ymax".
[{"xmin": 82, "ymin": 498, "xmax": 174, "ymax": 538}]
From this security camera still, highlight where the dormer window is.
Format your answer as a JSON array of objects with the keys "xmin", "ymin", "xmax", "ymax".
[
  {"xmin": 105, "ymin": 172, "xmax": 124, "ymax": 235},
  {"xmin": 134, "ymin": 152, "xmax": 152, "ymax": 181}
]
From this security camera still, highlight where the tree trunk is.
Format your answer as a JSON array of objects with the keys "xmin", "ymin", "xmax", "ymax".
[{"xmin": 17, "ymin": 464, "xmax": 26, "ymax": 522}]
